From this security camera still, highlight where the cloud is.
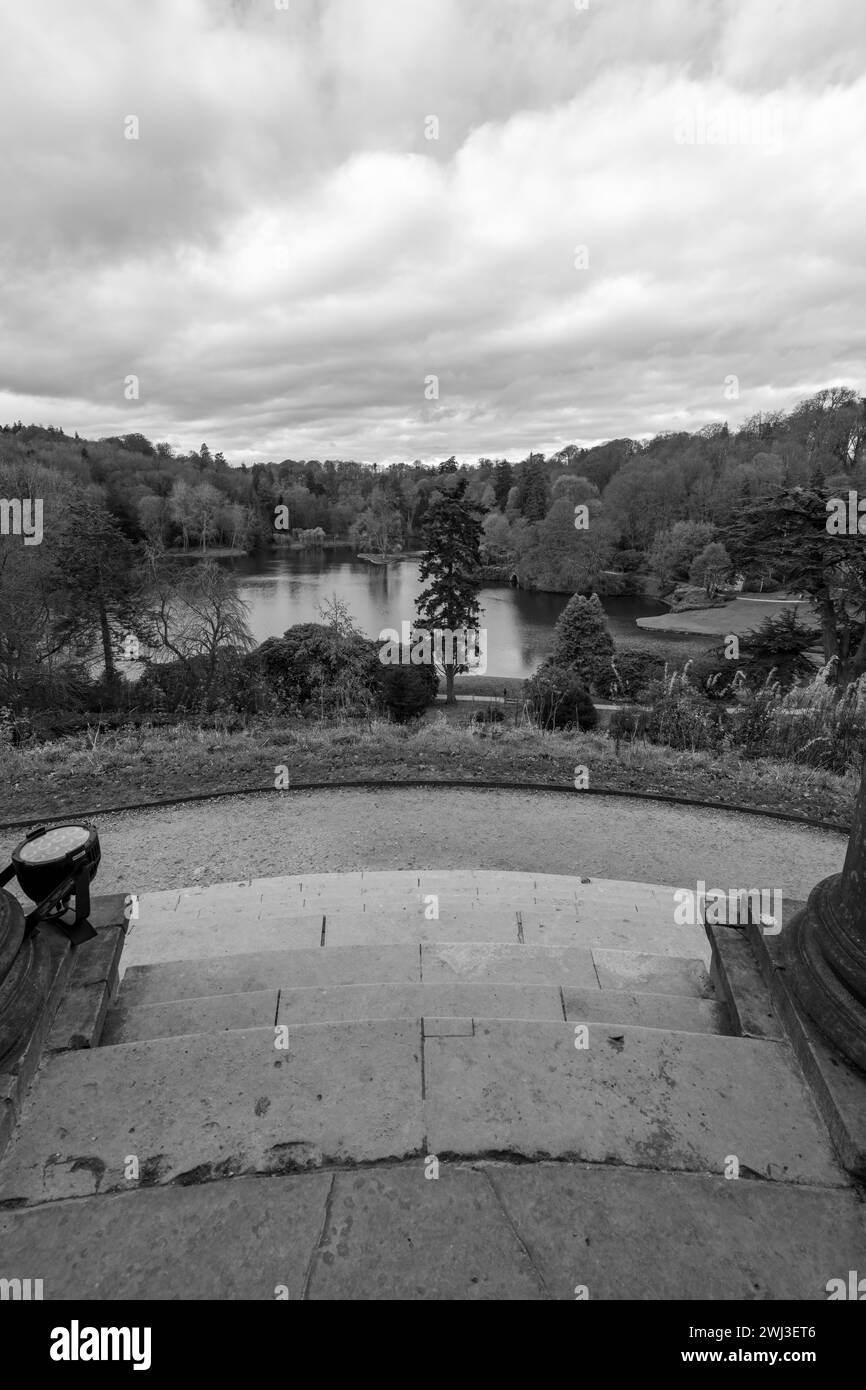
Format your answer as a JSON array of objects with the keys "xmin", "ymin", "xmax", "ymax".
[{"xmin": 0, "ymin": 0, "xmax": 864, "ymax": 462}]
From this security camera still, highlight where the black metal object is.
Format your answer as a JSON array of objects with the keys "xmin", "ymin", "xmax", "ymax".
[{"xmin": 0, "ymin": 824, "xmax": 100, "ymax": 945}]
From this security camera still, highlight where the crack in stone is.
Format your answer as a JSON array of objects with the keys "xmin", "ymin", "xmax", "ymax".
[
  {"xmin": 302, "ymin": 1171, "xmax": 336, "ymax": 1301},
  {"xmin": 481, "ymin": 1166, "xmax": 553, "ymax": 1300}
]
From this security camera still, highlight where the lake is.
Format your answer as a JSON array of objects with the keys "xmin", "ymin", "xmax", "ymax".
[{"xmin": 227, "ymin": 547, "xmax": 684, "ymax": 680}]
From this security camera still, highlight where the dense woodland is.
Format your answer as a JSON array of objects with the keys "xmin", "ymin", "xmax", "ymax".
[{"xmin": 1, "ymin": 385, "xmax": 864, "ymax": 589}]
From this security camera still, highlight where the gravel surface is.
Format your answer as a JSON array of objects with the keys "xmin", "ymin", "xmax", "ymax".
[{"xmin": 2, "ymin": 787, "xmax": 844, "ymax": 900}]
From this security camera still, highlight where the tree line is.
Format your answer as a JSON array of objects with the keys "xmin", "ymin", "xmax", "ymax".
[
  {"xmin": 1, "ymin": 387, "xmax": 862, "ymax": 575},
  {"xmin": 2, "ymin": 386, "xmax": 865, "ymax": 731}
]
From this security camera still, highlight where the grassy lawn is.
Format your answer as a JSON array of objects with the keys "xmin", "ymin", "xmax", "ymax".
[
  {"xmin": 439, "ymin": 675, "xmax": 525, "ymax": 700},
  {"xmin": 637, "ymin": 598, "xmax": 814, "ymax": 639},
  {"xmin": 0, "ymin": 716, "xmax": 855, "ymax": 829}
]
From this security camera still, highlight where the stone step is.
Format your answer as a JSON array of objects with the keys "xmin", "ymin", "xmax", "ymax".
[
  {"xmin": 424, "ymin": 1020, "xmax": 843, "ymax": 1186},
  {"xmin": 141, "ymin": 870, "xmax": 675, "ymax": 904},
  {"xmin": 0, "ymin": 1022, "xmax": 423, "ymax": 1205},
  {"xmin": 562, "ymin": 987, "xmax": 728, "ymax": 1035},
  {"xmin": 103, "ymin": 984, "xmax": 564, "ymax": 1043},
  {"xmin": 118, "ymin": 945, "xmax": 423, "ymax": 1007},
  {"xmin": 116, "ymin": 942, "xmax": 713, "ymax": 1009},
  {"xmin": 131, "ymin": 872, "xmax": 680, "ymax": 918},
  {"xmin": 591, "ymin": 949, "xmax": 713, "ymax": 998},
  {"xmin": 0, "ymin": 1019, "xmax": 845, "ymax": 1206},
  {"xmin": 121, "ymin": 872, "xmax": 707, "ymax": 972},
  {"xmin": 101, "ymin": 988, "xmax": 280, "ymax": 1044},
  {"xmin": 103, "ymin": 974, "xmax": 728, "ymax": 1044},
  {"xmin": 2, "ymin": 1160, "xmax": 862, "ymax": 1300}
]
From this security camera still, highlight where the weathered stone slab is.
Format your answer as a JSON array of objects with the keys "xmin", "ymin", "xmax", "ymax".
[
  {"xmin": 86, "ymin": 894, "xmax": 128, "ymax": 933},
  {"xmin": 522, "ymin": 907, "xmax": 708, "ymax": 959},
  {"xmin": 306, "ymin": 1165, "xmax": 545, "ymax": 1300},
  {"xmin": 707, "ymin": 924, "xmax": 783, "ymax": 1039},
  {"xmin": 322, "ymin": 906, "xmax": 517, "ymax": 950},
  {"xmin": 46, "ymin": 980, "xmax": 113, "ymax": 1051},
  {"xmin": 277, "ymin": 983, "xmax": 563, "ymax": 1026},
  {"xmin": 122, "ymin": 904, "xmax": 324, "ymax": 970},
  {"xmin": 262, "ymin": 872, "xmax": 367, "ymax": 899},
  {"xmin": 323, "ymin": 909, "xmax": 519, "ymax": 947},
  {"xmin": 119, "ymin": 946, "xmax": 421, "ymax": 1007},
  {"xmin": 0, "ymin": 1021, "xmax": 424, "ymax": 1204},
  {"xmin": 127, "ymin": 873, "xmax": 693, "ymax": 962},
  {"xmin": 102, "ymin": 989, "xmax": 279, "ymax": 1044},
  {"xmin": 426, "ymin": 982, "xmax": 565, "ymax": 1021},
  {"xmin": 423, "ymin": 1017, "xmax": 475, "ymax": 1038},
  {"xmin": 563, "ymin": 986, "xmax": 728, "ymax": 1035},
  {"xmin": 593, "ymin": 949, "xmax": 712, "ymax": 998},
  {"xmin": 119, "ymin": 941, "xmax": 603, "ymax": 1012},
  {"xmin": 422, "ymin": 942, "xmax": 599, "ymax": 987},
  {"xmin": 2, "ymin": 1157, "xmax": 859, "ymax": 1300},
  {"xmin": 72, "ymin": 921, "xmax": 125, "ymax": 987},
  {"xmin": 0, "ymin": 1172, "xmax": 331, "ymax": 1300},
  {"xmin": 425, "ymin": 1021, "xmax": 847, "ymax": 1185},
  {"xmin": 488, "ymin": 1161, "xmax": 866, "ymax": 1300}
]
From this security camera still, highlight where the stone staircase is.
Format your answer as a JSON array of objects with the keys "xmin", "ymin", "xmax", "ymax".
[
  {"xmin": 105, "ymin": 944, "xmax": 729, "ymax": 1044},
  {"xmin": 0, "ymin": 871, "xmax": 862, "ymax": 1299}
]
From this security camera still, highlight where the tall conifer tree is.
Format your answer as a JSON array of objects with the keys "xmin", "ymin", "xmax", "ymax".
[{"xmin": 415, "ymin": 477, "xmax": 484, "ymax": 703}]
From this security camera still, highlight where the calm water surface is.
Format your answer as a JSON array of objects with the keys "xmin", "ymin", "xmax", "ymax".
[{"xmin": 229, "ymin": 547, "xmax": 679, "ymax": 680}]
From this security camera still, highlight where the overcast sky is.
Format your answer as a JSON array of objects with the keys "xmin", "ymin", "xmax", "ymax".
[{"xmin": 1, "ymin": 0, "xmax": 864, "ymax": 465}]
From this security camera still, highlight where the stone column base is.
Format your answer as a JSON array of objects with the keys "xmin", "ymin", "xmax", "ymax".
[{"xmin": 783, "ymin": 874, "xmax": 866, "ymax": 1074}]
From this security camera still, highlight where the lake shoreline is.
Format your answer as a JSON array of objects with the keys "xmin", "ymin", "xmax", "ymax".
[{"xmin": 229, "ymin": 547, "xmax": 709, "ymax": 680}]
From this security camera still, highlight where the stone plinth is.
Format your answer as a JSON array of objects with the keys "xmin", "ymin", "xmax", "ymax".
[{"xmin": 783, "ymin": 764, "xmax": 866, "ymax": 1072}]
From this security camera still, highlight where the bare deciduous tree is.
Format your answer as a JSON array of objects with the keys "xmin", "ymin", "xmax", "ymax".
[{"xmin": 146, "ymin": 560, "xmax": 254, "ymax": 701}]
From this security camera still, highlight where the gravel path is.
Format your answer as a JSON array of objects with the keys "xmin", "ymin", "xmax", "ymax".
[{"xmin": 4, "ymin": 787, "xmax": 844, "ymax": 900}]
